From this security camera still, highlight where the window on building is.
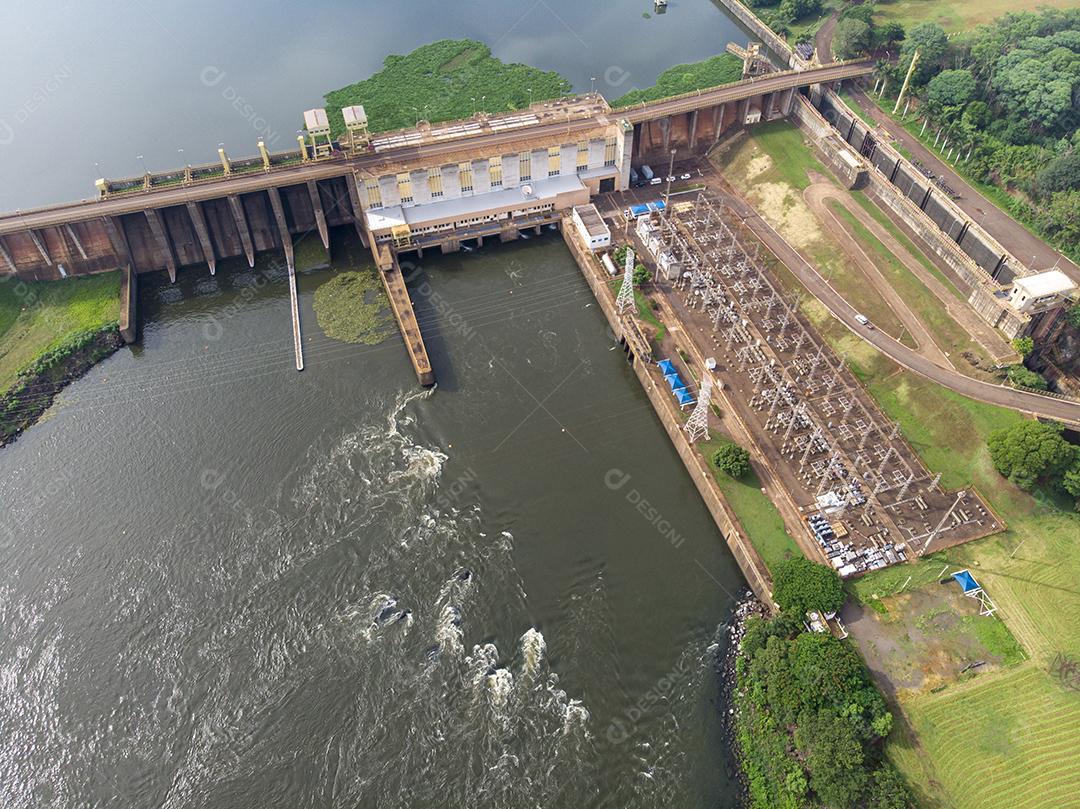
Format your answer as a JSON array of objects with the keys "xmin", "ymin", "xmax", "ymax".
[
  {"xmin": 604, "ymin": 136, "xmax": 617, "ymax": 167},
  {"xmin": 577, "ymin": 140, "xmax": 589, "ymax": 172},
  {"xmin": 548, "ymin": 146, "xmax": 561, "ymax": 177},
  {"xmin": 519, "ymin": 152, "xmax": 532, "ymax": 182},
  {"xmin": 397, "ymin": 172, "xmax": 413, "ymax": 205},
  {"xmin": 364, "ymin": 178, "xmax": 382, "ymax": 209},
  {"xmin": 489, "ymin": 156, "xmax": 503, "ymax": 188},
  {"xmin": 459, "ymin": 162, "xmax": 474, "ymax": 193},
  {"xmin": 428, "ymin": 167, "xmax": 443, "ymax": 198}
]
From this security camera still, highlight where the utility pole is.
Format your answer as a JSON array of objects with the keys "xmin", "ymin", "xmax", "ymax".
[{"xmin": 893, "ymin": 49, "xmax": 920, "ymax": 114}]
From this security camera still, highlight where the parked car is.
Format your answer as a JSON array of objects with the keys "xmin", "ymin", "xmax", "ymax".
[
  {"xmin": 679, "ymin": 172, "xmax": 692, "ymax": 180},
  {"xmin": 649, "ymin": 177, "xmax": 663, "ymax": 185},
  {"xmin": 665, "ymin": 175, "xmax": 676, "ymax": 183}
]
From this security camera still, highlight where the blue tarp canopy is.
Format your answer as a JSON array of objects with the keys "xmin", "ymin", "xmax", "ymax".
[
  {"xmin": 658, "ymin": 359, "xmax": 677, "ymax": 375},
  {"xmin": 675, "ymin": 388, "xmax": 695, "ymax": 406},
  {"xmin": 952, "ymin": 570, "xmax": 980, "ymax": 593},
  {"xmin": 666, "ymin": 373, "xmax": 685, "ymax": 391}
]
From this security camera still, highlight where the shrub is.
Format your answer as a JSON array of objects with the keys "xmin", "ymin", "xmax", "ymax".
[
  {"xmin": 1006, "ymin": 364, "xmax": 1047, "ymax": 390},
  {"xmin": 713, "ymin": 442, "xmax": 751, "ymax": 477},
  {"xmin": 987, "ymin": 420, "xmax": 1077, "ymax": 491},
  {"xmin": 772, "ymin": 557, "xmax": 845, "ymax": 616}
]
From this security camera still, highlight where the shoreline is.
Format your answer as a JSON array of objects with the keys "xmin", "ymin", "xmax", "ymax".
[
  {"xmin": 0, "ymin": 325, "xmax": 123, "ymax": 448},
  {"xmin": 718, "ymin": 590, "xmax": 768, "ymax": 809}
]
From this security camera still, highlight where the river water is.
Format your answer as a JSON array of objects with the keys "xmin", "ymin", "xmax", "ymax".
[{"xmin": 1, "ymin": 2, "xmax": 753, "ymax": 807}]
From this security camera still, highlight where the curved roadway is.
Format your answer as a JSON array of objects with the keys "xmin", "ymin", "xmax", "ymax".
[{"xmin": 722, "ymin": 193, "xmax": 1080, "ymax": 427}]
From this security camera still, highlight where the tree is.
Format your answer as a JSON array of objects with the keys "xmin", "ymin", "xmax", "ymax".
[
  {"xmin": 987, "ymin": 420, "xmax": 1077, "ymax": 490},
  {"xmin": 1037, "ymin": 152, "xmax": 1080, "ymax": 197},
  {"xmin": 778, "ymin": 0, "xmax": 821, "ymax": 23},
  {"xmin": 1039, "ymin": 191, "xmax": 1080, "ymax": 248},
  {"xmin": 1007, "ymin": 365, "xmax": 1048, "ymax": 391},
  {"xmin": 875, "ymin": 21, "xmax": 906, "ymax": 50},
  {"xmin": 713, "ymin": 442, "xmax": 751, "ymax": 478},
  {"xmin": 1063, "ymin": 462, "xmax": 1080, "ymax": 501},
  {"xmin": 833, "ymin": 18, "xmax": 872, "ymax": 59},
  {"xmin": 795, "ymin": 710, "xmax": 868, "ymax": 809},
  {"xmin": 1066, "ymin": 304, "xmax": 1080, "ymax": 329},
  {"xmin": 926, "ymin": 69, "xmax": 976, "ymax": 110},
  {"xmin": 899, "ymin": 22, "xmax": 948, "ymax": 83},
  {"xmin": 633, "ymin": 263, "xmax": 650, "ymax": 287},
  {"xmin": 1012, "ymin": 336, "xmax": 1035, "ymax": 357},
  {"xmin": 772, "ymin": 557, "xmax": 845, "ymax": 616},
  {"xmin": 866, "ymin": 765, "xmax": 917, "ymax": 809}
]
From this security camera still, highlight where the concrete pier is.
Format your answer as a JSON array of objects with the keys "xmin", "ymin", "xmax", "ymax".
[{"xmin": 376, "ymin": 246, "xmax": 434, "ymax": 386}]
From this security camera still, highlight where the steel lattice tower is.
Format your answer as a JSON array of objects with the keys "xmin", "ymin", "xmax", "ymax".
[
  {"xmin": 616, "ymin": 247, "xmax": 636, "ymax": 314},
  {"xmin": 684, "ymin": 375, "xmax": 713, "ymax": 443}
]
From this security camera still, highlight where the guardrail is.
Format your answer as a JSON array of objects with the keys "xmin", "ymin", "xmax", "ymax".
[{"xmin": 612, "ymin": 60, "xmax": 872, "ymax": 116}]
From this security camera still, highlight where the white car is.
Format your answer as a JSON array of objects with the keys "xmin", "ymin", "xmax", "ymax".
[
  {"xmin": 679, "ymin": 172, "xmax": 692, "ymax": 180},
  {"xmin": 649, "ymin": 177, "xmax": 663, "ymax": 185},
  {"xmin": 666, "ymin": 175, "xmax": 676, "ymax": 183},
  {"xmin": 854, "ymin": 313, "xmax": 874, "ymax": 329}
]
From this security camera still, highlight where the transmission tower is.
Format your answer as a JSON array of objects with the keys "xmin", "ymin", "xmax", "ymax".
[
  {"xmin": 684, "ymin": 375, "xmax": 713, "ymax": 443},
  {"xmin": 616, "ymin": 247, "xmax": 636, "ymax": 314}
]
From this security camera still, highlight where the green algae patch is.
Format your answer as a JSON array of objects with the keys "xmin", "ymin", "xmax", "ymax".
[
  {"xmin": 324, "ymin": 39, "xmax": 571, "ymax": 137},
  {"xmin": 313, "ymin": 270, "xmax": 396, "ymax": 345}
]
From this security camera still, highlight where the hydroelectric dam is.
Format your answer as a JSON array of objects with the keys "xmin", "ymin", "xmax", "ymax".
[{"xmin": 0, "ymin": 60, "xmax": 871, "ymax": 383}]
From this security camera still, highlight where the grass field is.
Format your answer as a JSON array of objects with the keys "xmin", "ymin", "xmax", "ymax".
[
  {"xmin": 743, "ymin": 150, "xmax": 1080, "ymax": 803},
  {"xmin": 701, "ymin": 436, "xmax": 800, "ymax": 571},
  {"xmin": 826, "ymin": 199, "xmax": 995, "ymax": 366},
  {"xmin": 718, "ymin": 123, "xmax": 917, "ymax": 344},
  {"xmin": 873, "ymin": 0, "xmax": 1080, "ymax": 33},
  {"xmin": 795, "ymin": 298, "xmax": 1080, "ymax": 808},
  {"xmin": 0, "ymin": 273, "xmax": 120, "ymax": 396}
]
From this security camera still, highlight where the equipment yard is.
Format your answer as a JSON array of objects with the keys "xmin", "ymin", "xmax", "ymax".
[{"xmin": 596, "ymin": 171, "xmax": 1002, "ymax": 578}]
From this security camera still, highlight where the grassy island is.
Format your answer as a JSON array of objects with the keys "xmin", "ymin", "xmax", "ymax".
[
  {"xmin": 324, "ymin": 39, "xmax": 571, "ymax": 137},
  {"xmin": 0, "ymin": 273, "xmax": 121, "ymax": 445}
]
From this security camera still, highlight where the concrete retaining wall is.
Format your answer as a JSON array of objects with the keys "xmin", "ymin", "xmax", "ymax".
[
  {"xmin": 714, "ymin": 0, "xmax": 803, "ymax": 68},
  {"xmin": 563, "ymin": 222, "xmax": 776, "ymax": 608}
]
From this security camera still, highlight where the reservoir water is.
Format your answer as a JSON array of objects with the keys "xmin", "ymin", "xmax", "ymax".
[{"xmin": 1, "ymin": 2, "xmax": 754, "ymax": 806}]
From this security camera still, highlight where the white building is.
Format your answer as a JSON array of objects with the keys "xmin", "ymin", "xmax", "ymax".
[
  {"xmin": 571, "ymin": 204, "xmax": 611, "ymax": 250},
  {"xmin": 1008, "ymin": 270, "xmax": 1076, "ymax": 315}
]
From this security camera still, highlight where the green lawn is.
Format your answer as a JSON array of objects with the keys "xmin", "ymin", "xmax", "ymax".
[
  {"xmin": 700, "ymin": 437, "xmax": 800, "ymax": 571},
  {"xmin": 797, "ymin": 292, "xmax": 1080, "ymax": 809},
  {"xmin": 0, "ymin": 273, "xmax": 120, "ymax": 396},
  {"xmin": 873, "ymin": 0, "xmax": 1080, "ymax": 34},
  {"xmin": 827, "ymin": 199, "xmax": 992, "ymax": 364},
  {"xmin": 748, "ymin": 120, "xmax": 828, "ymax": 192}
]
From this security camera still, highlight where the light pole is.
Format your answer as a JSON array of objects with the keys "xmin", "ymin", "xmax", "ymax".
[
  {"xmin": 664, "ymin": 148, "xmax": 676, "ymax": 214},
  {"xmin": 137, "ymin": 154, "xmax": 147, "ymax": 175}
]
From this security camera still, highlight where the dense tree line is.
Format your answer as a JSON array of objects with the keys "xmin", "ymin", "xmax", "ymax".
[
  {"xmin": 988, "ymin": 419, "xmax": 1080, "ymax": 506},
  {"xmin": 748, "ymin": 0, "xmax": 824, "ymax": 38},
  {"xmin": 867, "ymin": 8, "xmax": 1080, "ymax": 261},
  {"xmin": 734, "ymin": 559, "xmax": 915, "ymax": 808}
]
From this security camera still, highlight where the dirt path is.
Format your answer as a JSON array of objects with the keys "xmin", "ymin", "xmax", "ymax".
[
  {"xmin": 803, "ymin": 181, "xmax": 953, "ymax": 367},
  {"xmin": 806, "ymin": 180, "xmax": 1016, "ymax": 364},
  {"xmin": 814, "ymin": 11, "xmax": 839, "ymax": 61}
]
